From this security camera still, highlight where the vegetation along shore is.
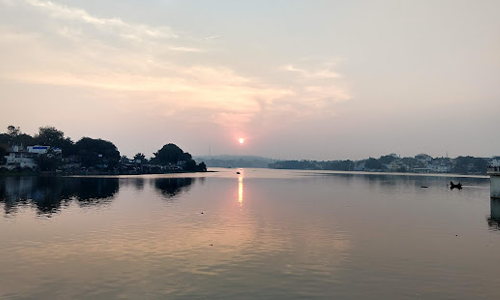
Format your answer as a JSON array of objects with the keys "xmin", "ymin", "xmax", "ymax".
[{"xmin": 0, "ymin": 125, "xmax": 207, "ymax": 176}]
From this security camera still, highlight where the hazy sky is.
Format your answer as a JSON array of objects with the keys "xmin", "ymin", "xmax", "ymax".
[{"xmin": 1, "ymin": 0, "xmax": 499, "ymax": 160}]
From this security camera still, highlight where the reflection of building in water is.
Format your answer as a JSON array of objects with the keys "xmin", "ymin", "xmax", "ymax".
[
  {"xmin": 238, "ymin": 176, "xmax": 243, "ymax": 206},
  {"xmin": 488, "ymin": 198, "xmax": 500, "ymax": 230}
]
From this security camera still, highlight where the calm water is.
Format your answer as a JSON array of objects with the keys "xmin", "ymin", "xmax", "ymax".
[{"xmin": 1, "ymin": 168, "xmax": 499, "ymax": 300}]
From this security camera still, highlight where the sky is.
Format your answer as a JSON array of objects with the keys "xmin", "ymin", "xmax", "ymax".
[{"xmin": 0, "ymin": 0, "xmax": 499, "ymax": 160}]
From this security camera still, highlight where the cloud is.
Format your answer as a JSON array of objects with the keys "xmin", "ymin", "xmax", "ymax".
[
  {"xmin": 168, "ymin": 46, "xmax": 204, "ymax": 53},
  {"xmin": 203, "ymin": 35, "xmax": 221, "ymax": 40},
  {"xmin": 283, "ymin": 64, "xmax": 341, "ymax": 79},
  {"xmin": 24, "ymin": 0, "xmax": 177, "ymax": 40},
  {"xmin": 0, "ymin": 1, "xmax": 350, "ymax": 133}
]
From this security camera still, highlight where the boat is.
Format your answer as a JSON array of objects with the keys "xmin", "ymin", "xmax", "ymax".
[{"xmin": 450, "ymin": 181, "xmax": 462, "ymax": 190}]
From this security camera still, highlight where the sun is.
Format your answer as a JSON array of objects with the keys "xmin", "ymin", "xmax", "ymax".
[{"xmin": 238, "ymin": 138, "xmax": 245, "ymax": 144}]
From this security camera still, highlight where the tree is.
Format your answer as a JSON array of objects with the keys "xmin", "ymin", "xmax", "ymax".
[
  {"xmin": 7, "ymin": 125, "xmax": 20, "ymax": 138},
  {"xmin": 0, "ymin": 133, "xmax": 10, "ymax": 148},
  {"xmin": 473, "ymin": 158, "xmax": 488, "ymax": 173},
  {"xmin": 75, "ymin": 137, "xmax": 120, "ymax": 169},
  {"xmin": 379, "ymin": 155, "xmax": 396, "ymax": 165},
  {"xmin": 364, "ymin": 157, "xmax": 382, "ymax": 170},
  {"xmin": 133, "ymin": 153, "xmax": 147, "ymax": 163},
  {"xmin": 197, "ymin": 162, "xmax": 207, "ymax": 172},
  {"xmin": 35, "ymin": 148, "xmax": 62, "ymax": 171},
  {"xmin": 453, "ymin": 156, "xmax": 488, "ymax": 174},
  {"xmin": 34, "ymin": 126, "xmax": 75, "ymax": 157},
  {"xmin": 182, "ymin": 152, "xmax": 193, "ymax": 161},
  {"xmin": 154, "ymin": 143, "xmax": 186, "ymax": 165},
  {"xmin": 0, "ymin": 147, "xmax": 6, "ymax": 165},
  {"xmin": 35, "ymin": 126, "xmax": 64, "ymax": 144},
  {"xmin": 1, "ymin": 125, "xmax": 34, "ymax": 147},
  {"xmin": 15, "ymin": 134, "xmax": 35, "ymax": 147},
  {"xmin": 184, "ymin": 159, "xmax": 197, "ymax": 171}
]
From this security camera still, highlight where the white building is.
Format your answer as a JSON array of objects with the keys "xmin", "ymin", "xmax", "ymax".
[
  {"xmin": 4, "ymin": 150, "xmax": 37, "ymax": 170},
  {"xmin": 2, "ymin": 145, "xmax": 62, "ymax": 170},
  {"xmin": 27, "ymin": 145, "xmax": 62, "ymax": 155}
]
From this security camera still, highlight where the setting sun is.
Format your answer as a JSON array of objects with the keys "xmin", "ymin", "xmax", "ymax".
[{"xmin": 238, "ymin": 138, "xmax": 245, "ymax": 144}]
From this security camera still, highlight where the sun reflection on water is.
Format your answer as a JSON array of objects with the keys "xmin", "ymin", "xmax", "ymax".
[{"xmin": 238, "ymin": 173, "xmax": 243, "ymax": 206}]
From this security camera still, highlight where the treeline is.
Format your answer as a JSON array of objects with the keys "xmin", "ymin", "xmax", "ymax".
[
  {"xmin": 0, "ymin": 125, "xmax": 206, "ymax": 173},
  {"xmin": 194, "ymin": 155, "xmax": 275, "ymax": 168},
  {"xmin": 269, "ymin": 154, "xmax": 494, "ymax": 175}
]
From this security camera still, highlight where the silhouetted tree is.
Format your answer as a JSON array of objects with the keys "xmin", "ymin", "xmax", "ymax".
[
  {"xmin": 182, "ymin": 152, "xmax": 193, "ymax": 161},
  {"xmin": 154, "ymin": 143, "xmax": 185, "ymax": 165},
  {"xmin": 184, "ymin": 159, "xmax": 197, "ymax": 171},
  {"xmin": 75, "ymin": 137, "xmax": 120, "ymax": 169},
  {"xmin": 15, "ymin": 134, "xmax": 35, "ymax": 147},
  {"xmin": 0, "ymin": 133, "xmax": 9, "ymax": 149},
  {"xmin": 34, "ymin": 126, "xmax": 75, "ymax": 157},
  {"xmin": 34, "ymin": 126, "xmax": 64, "ymax": 144},
  {"xmin": 0, "ymin": 147, "xmax": 6, "ymax": 165},
  {"xmin": 34, "ymin": 148, "xmax": 62, "ymax": 171},
  {"xmin": 197, "ymin": 161, "xmax": 207, "ymax": 172},
  {"xmin": 133, "ymin": 153, "xmax": 147, "ymax": 163},
  {"xmin": 0, "ymin": 125, "xmax": 34, "ymax": 147},
  {"xmin": 7, "ymin": 125, "xmax": 20, "ymax": 138}
]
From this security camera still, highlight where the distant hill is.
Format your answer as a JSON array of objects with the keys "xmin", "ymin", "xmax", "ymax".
[{"xmin": 194, "ymin": 155, "xmax": 276, "ymax": 168}]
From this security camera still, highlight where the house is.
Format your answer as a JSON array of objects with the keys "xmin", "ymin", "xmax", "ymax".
[
  {"xmin": 3, "ymin": 146, "xmax": 37, "ymax": 170},
  {"xmin": 1, "ymin": 145, "xmax": 62, "ymax": 170}
]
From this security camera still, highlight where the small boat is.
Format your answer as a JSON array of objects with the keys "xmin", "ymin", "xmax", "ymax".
[
  {"xmin": 236, "ymin": 171, "xmax": 241, "ymax": 174},
  {"xmin": 421, "ymin": 185, "xmax": 428, "ymax": 188},
  {"xmin": 450, "ymin": 181, "xmax": 462, "ymax": 190}
]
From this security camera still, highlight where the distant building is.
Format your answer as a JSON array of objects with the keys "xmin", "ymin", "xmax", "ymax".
[
  {"xmin": 490, "ymin": 158, "xmax": 500, "ymax": 167},
  {"xmin": 27, "ymin": 145, "xmax": 62, "ymax": 155},
  {"xmin": 3, "ymin": 146, "xmax": 37, "ymax": 170},
  {"xmin": 1, "ymin": 145, "xmax": 62, "ymax": 170},
  {"xmin": 412, "ymin": 167, "xmax": 431, "ymax": 173},
  {"xmin": 389, "ymin": 160, "xmax": 406, "ymax": 172}
]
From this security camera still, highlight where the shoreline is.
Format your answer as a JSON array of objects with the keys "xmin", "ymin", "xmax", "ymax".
[
  {"xmin": 0, "ymin": 168, "xmax": 488, "ymax": 179},
  {"xmin": 0, "ymin": 170, "xmax": 215, "ymax": 178}
]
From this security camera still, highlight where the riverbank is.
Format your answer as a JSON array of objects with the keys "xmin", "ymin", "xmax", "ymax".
[{"xmin": 0, "ymin": 170, "xmax": 212, "ymax": 177}]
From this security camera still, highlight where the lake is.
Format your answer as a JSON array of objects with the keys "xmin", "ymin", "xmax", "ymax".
[{"xmin": 1, "ymin": 168, "xmax": 499, "ymax": 300}]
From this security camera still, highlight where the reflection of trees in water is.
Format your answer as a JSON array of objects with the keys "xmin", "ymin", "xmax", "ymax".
[
  {"xmin": 0, "ymin": 177, "xmax": 119, "ymax": 216},
  {"xmin": 71, "ymin": 178, "xmax": 119, "ymax": 207},
  {"xmin": 120, "ymin": 178, "xmax": 145, "ymax": 190},
  {"xmin": 154, "ymin": 178, "xmax": 195, "ymax": 199}
]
